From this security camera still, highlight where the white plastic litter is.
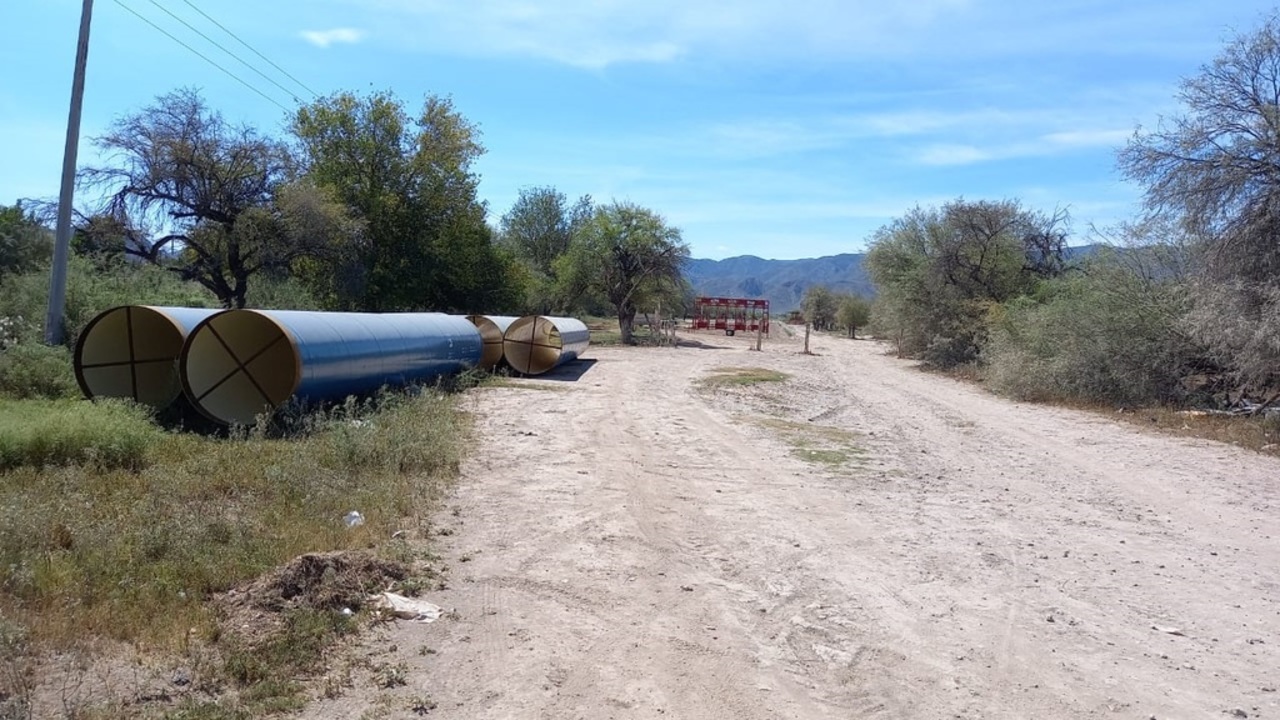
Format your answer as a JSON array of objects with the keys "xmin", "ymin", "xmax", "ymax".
[
  {"xmin": 343, "ymin": 511, "xmax": 365, "ymax": 528},
  {"xmin": 372, "ymin": 591, "xmax": 443, "ymax": 623}
]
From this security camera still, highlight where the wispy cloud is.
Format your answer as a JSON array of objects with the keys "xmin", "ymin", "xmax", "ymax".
[
  {"xmin": 1043, "ymin": 129, "xmax": 1133, "ymax": 148},
  {"xmin": 300, "ymin": 28, "xmax": 366, "ymax": 48},
  {"xmin": 341, "ymin": 0, "xmax": 1247, "ymax": 69},
  {"xmin": 917, "ymin": 144, "xmax": 993, "ymax": 166},
  {"xmin": 914, "ymin": 128, "xmax": 1133, "ymax": 166},
  {"xmin": 349, "ymin": 0, "xmax": 972, "ymax": 68}
]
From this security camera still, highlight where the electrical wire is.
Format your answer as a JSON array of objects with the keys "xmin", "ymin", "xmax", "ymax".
[
  {"xmin": 145, "ymin": 0, "xmax": 305, "ymax": 103},
  {"xmin": 180, "ymin": 0, "xmax": 321, "ymax": 98},
  {"xmin": 112, "ymin": 0, "xmax": 291, "ymax": 111}
]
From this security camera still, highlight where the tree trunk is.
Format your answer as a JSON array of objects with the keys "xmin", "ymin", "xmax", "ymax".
[{"xmin": 619, "ymin": 311, "xmax": 636, "ymax": 345}]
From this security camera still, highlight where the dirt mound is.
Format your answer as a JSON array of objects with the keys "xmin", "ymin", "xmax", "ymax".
[
  {"xmin": 239, "ymin": 551, "xmax": 408, "ymax": 614},
  {"xmin": 218, "ymin": 551, "xmax": 408, "ymax": 645}
]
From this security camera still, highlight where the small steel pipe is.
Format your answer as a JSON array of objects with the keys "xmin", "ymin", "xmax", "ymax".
[
  {"xmin": 502, "ymin": 316, "xmax": 590, "ymax": 376},
  {"xmin": 465, "ymin": 315, "xmax": 519, "ymax": 370}
]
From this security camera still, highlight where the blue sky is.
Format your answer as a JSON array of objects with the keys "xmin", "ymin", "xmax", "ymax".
[{"xmin": 1, "ymin": 1, "xmax": 1275, "ymax": 260}]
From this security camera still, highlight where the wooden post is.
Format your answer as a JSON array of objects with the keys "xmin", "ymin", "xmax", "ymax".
[
  {"xmin": 804, "ymin": 322, "xmax": 811, "ymax": 355},
  {"xmin": 755, "ymin": 317, "xmax": 763, "ymax": 351}
]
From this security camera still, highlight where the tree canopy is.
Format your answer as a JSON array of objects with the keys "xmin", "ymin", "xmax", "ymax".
[
  {"xmin": 292, "ymin": 91, "xmax": 521, "ymax": 312},
  {"xmin": 499, "ymin": 187, "xmax": 593, "ymax": 312},
  {"xmin": 864, "ymin": 198, "xmax": 1068, "ymax": 367},
  {"xmin": 557, "ymin": 201, "xmax": 689, "ymax": 344}
]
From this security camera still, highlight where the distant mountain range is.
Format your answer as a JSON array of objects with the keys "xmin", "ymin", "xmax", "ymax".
[
  {"xmin": 683, "ymin": 254, "xmax": 874, "ymax": 314},
  {"xmin": 683, "ymin": 245, "xmax": 1102, "ymax": 315}
]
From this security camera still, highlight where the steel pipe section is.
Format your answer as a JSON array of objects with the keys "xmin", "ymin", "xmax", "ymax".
[
  {"xmin": 502, "ymin": 315, "xmax": 590, "ymax": 376},
  {"xmin": 464, "ymin": 315, "xmax": 518, "ymax": 370},
  {"xmin": 74, "ymin": 305, "xmax": 220, "ymax": 409},
  {"xmin": 180, "ymin": 310, "xmax": 483, "ymax": 425}
]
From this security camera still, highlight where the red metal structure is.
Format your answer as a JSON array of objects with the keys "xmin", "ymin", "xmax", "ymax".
[{"xmin": 691, "ymin": 297, "xmax": 769, "ymax": 336}]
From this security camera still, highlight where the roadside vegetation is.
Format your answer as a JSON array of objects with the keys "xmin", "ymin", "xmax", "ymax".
[
  {"xmin": 0, "ymin": 387, "xmax": 465, "ymax": 718},
  {"xmin": 849, "ymin": 17, "xmax": 1280, "ymax": 448},
  {"xmin": 0, "ymin": 82, "xmax": 690, "ymax": 716}
]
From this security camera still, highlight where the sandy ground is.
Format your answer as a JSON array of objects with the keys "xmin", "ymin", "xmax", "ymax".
[{"xmin": 298, "ymin": 327, "xmax": 1280, "ymax": 720}]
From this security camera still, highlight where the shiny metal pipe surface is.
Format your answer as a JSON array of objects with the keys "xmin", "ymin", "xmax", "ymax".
[
  {"xmin": 180, "ymin": 310, "xmax": 482, "ymax": 425},
  {"xmin": 502, "ymin": 315, "xmax": 590, "ymax": 376},
  {"xmin": 74, "ymin": 305, "xmax": 220, "ymax": 408},
  {"xmin": 465, "ymin": 315, "xmax": 518, "ymax": 370}
]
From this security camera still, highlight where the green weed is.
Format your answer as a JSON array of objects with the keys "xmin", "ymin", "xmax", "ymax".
[
  {"xmin": 698, "ymin": 367, "xmax": 789, "ymax": 389},
  {"xmin": 0, "ymin": 398, "xmax": 162, "ymax": 471}
]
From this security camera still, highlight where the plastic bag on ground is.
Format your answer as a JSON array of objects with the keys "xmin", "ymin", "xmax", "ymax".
[{"xmin": 372, "ymin": 591, "xmax": 443, "ymax": 622}]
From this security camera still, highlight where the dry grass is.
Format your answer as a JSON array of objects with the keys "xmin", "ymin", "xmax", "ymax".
[
  {"xmin": 1107, "ymin": 406, "xmax": 1280, "ymax": 456},
  {"xmin": 933, "ymin": 365, "xmax": 1280, "ymax": 458},
  {"xmin": 0, "ymin": 390, "xmax": 467, "ymax": 717}
]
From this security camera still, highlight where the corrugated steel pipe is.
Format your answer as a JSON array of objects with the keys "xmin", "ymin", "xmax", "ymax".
[
  {"xmin": 502, "ymin": 315, "xmax": 590, "ymax": 376},
  {"xmin": 74, "ymin": 305, "xmax": 220, "ymax": 409},
  {"xmin": 179, "ymin": 310, "xmax": 483, "ymax": 425},
  {"xmin": 464, "ymin": 315, "xmax": 518, "ymax": 370}
]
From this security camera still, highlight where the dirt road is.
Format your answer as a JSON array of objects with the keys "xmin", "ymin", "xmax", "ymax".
[{"xmin": 301, "ymin": 328, "xmax": 1280, "ymax": 719}]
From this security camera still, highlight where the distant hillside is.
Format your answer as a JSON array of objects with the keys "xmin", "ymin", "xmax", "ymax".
[{"xmin": 683, "ymin": 253, "xmax": 874, "ymax": 314}]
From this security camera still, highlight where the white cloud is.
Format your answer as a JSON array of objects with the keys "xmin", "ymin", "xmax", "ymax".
[
  {"xmin": 1042, "ymin": 129, "xmax": 1133, "ymax": 148},
  {"xmin": 300, "ymin": 28, "xmax": 366, "ymax": 48},
  {"xmin": 912, "ymin": 128, "xmax": 1133, "ymax": 166},
  {"xmin": 339, "ymin": 0, "xmax": 1268, "ymax": 69},
  {"xmin": 916, "ymin": 144, "xmax": 993, "ymax": 166},
  {"xmin": 350, "ymin": 0, "xmax": 972, "ymax": 68}
]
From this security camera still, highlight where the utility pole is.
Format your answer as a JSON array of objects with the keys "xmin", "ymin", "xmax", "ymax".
[{"xmin": 45, "ymin": 0, "xmax": 94, "ymax": 346}]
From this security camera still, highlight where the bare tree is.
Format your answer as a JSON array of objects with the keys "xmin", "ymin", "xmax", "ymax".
[
  {"xmin": 79, "ymin": 88, "xmax": 343, "ymax": 307},
  {"xmin": 1119, "ymin": 15, "xmax": 1280, "ymax": 392}
]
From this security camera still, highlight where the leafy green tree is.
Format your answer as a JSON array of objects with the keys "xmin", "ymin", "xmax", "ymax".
[
  {"xmin": 80, "ymin": 88, "xmax": 342, "ymax": 308},
  {"xmin": 864, "ymin": 199, "xmax": 1068, "ymax": 367},
  {"xmin": 1119, "ymin": 15, "xmax": 1280, "ymax": 393},
  {"xmin": 557, "ymin": 201, "xmax": 689, "ymax": 344},
  {"xmin": 801, "ymin": 285, "xmax": 838, "ymax": 330},
  {"xmin": 293, "ymin": 90, "xmax": 519, "ymax": 312},
  {"xmin": 835, "ymin": 294, "xmax": 872, "ymax": 338},
  {"xmin": 499, "ymin": 187, "xmax": 593, "ymax": 312}
]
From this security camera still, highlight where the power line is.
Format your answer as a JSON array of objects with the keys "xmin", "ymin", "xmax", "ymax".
[
  {"xmin": 180, "ymin": 0, "xmax": 320, "ymax": 98},
  {"xmin": 145, "ymin": 0, "xmax": 305, "ymax": 104},
  {"xmin": 112, "ymin": 0, "xmax": 290, "ymax": 111}
]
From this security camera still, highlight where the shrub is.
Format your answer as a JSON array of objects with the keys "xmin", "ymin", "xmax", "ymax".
[
  {"xmin": 0, "ymin": 255, "xmax": 216, "ymax": 350},
  {"xmin": 984, "ymin": 262, "xmax": 1199, "ymax": 405},
  {"xmin": 0, "ymin": 343, "xmax": 77, "ymax": 399},
  {"xmin": 0, "ymin": 398, "xmax": 161, "ymax": 471}
]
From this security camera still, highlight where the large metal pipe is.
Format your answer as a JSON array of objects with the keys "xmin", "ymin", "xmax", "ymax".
[
  {"xmin": 180, "ymin": 310, "xmax": 483, "ymax": 425},
  {"xmin": 465, "ymin": 315, "xmax": 518, "ymax": 370},
  {"xmin": 502, "ymin": 315, "xmax": 590, "ymax": 376},
  {"xmin": 73, "ymin": 305, "xmax": 220, "ymax": 409}
]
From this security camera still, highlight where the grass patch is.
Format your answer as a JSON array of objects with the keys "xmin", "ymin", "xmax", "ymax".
[
  {"xmin": 0, "ymin": 398, "xmax": 163, "ymax": 471},
  {"xmin": 940, "ymin": 364, "xmax": 1280, "ymax": 457},
  {"xmin": 0, "ymin": 389, "xmax": 466, "ymax": 715},
  {"xmin": 585, "ymin": 317, "xmax": 672, "ymax": 347},
  {"xmin": 750, "ymin": 417, "xmax": 868, "ymax": 469},
  {"xmin": 699, "ymin": 367, "xmax": 790, "ymax": 389},
  {"xmin": 1107, "ymin": 405, "xmax": 1280, "ymax": 456},
  {"xmin": 586, "ymin": 318, "xmax": 624, "ymax": 346}
]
